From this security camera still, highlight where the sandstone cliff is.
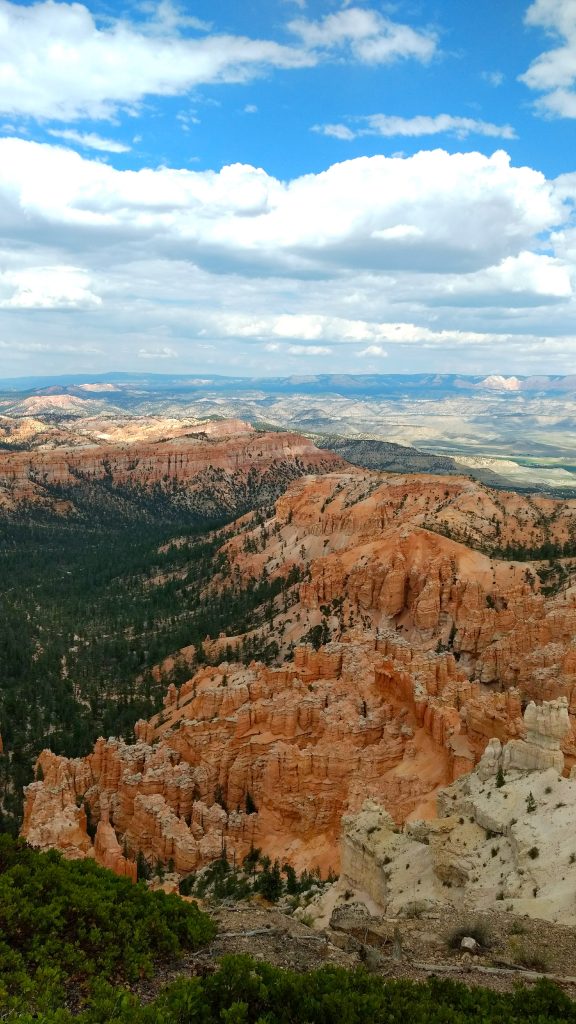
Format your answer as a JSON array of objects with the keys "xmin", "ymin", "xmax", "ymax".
[
  {"xmin": 19, "ymin": 635, "xmax": 551, "ymax": 882},
  {"xmin": 330, "ymin": 699, "xmax": 576, "ymax": 925},
  {"xmin": 0, "ymin": 421, "xmax": 346, "ymax": 516},
  {"xmin": 23, "ymin": 643, "xmax": 455, "ymax": 876}
]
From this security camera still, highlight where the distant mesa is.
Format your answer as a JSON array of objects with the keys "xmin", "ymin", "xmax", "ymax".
[
  {"xmin": 75, "ymin": 382, "xmax": 123, "ymax": 392},
  {"xmin": 19, "ymin": 394, "xmax": 94, "ymax": 414},
  {"xmin": 476, "ymin": 375, "xmax": 521, "ymax": 392},
  {"xmin": 0, "ymin": 418, "xmax": 345, "ymax": 518}
]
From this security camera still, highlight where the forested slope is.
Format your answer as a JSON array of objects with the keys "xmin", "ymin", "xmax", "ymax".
[{"xmin": 0, "ymin": 431, "xmax": 327, "ymax": 832}]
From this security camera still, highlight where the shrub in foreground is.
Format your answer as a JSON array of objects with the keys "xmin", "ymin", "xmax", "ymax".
[
  {"xmin": 10, "ymin": 956, "xmax": 576, "ymax": 1023},
  {"xmin": 0, "ymin": 836, "xmax": 215, "ymax": 1015}
]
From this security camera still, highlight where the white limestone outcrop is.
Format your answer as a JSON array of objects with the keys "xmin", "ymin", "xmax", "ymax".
[
  {"xmin": 309, "ymin": 699, "xmax": 576, "ymax": 927},
  {"xmin": 477, "ymin": 697, "xmax": 570, "ymax": 779}
]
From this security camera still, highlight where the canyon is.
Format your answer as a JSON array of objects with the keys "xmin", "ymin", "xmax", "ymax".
[
  {"xmin": 3, "ymin": 372, "xmax": 576, "ymax": 493},
  {"xmin": 22, "ymin": 463, "xmax": 576, "ymax": 888}
]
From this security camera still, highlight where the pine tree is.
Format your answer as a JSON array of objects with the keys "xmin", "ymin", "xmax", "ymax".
[
  {"xmin": 136, "ymin": 851, "xmax": 150, "ymax": 881},
  {"xmin": 257, "ymin": 858, "xmax": 283, "ymax": 902}
]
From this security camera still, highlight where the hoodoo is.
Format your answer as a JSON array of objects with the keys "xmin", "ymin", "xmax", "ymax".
[{"xmin": 22, "ymin": 468, "xmax": 576, "ymax": 884}]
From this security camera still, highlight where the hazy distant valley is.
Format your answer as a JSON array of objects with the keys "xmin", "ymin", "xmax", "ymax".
[{"xmin": 2, "ymin": 371, "xmax": 575, "ymax": 495}]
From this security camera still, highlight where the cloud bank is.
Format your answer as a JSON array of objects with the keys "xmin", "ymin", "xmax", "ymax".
[
  {"xmin": 0, "ymin": 138, "xmax": 574, "ymax": 375},
  {"xmin": 521, "ymin": 0, "xmax": 576, "ymax": 118}
]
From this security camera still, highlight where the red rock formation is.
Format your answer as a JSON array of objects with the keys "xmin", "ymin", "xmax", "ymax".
[
  {"xmin": 93, "ymin": 795, "xmax": 137, "ymax": 882},
  {"xmin": 24, "ymin": 644, "xmax": 460, "ymax": 875},
  {"xmin": 23, "ymin": 632, "xmax": 526, "ymax": 877},
  {"xmin": 0, "ymin": 421, "xmax": 346, "ymax": 511},
  {"xmin": 21, "ymin": 469, "xmax": 576, "ymax": 877}
]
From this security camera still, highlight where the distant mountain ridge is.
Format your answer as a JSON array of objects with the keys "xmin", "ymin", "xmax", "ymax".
[{"xmin": 2, "ymin": 371, "xmax": 576, "ymax": 397}]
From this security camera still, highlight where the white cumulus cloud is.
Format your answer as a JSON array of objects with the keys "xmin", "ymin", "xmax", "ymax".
[
  {"xmin": 0, "ymin": 0, "xmax": 313, "ymax": 122},
  {"xmin": 288, "ymin": 7, "xmax": 437, "ymax": 64},
  {"xmin": 0, "ymin": 265, "xmax": 102, "ymax": 309},
  {"xmin": 0, "ymin": 139, "xmax": 561, "ymax": 279},
  {"xmin": 433, "ymin": 251, "xmax": 572, "ymax": 306},
  {"xmin": 205, "ymin": 311, "xmax": 567, "ymax": 350},
  {"xmin": 0, "ymin": 140, "xmax": 573, "ymax": 374},
  {"xmin": 0, "ymin": 0, "xmax": 437, "ymax": 124},
  {"xmin": 520, "ymin": 0, "xmax": 576, "ymax": 117}
]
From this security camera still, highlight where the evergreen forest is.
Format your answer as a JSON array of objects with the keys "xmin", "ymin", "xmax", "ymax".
[{"xmin": 0, "ymin": 481, "xmax": 300, "ymax": 833}]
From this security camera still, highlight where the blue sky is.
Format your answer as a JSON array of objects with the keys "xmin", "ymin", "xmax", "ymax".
[{"xmin": 0, "ymin": 0, "xmax": 576, "ymax": 377}]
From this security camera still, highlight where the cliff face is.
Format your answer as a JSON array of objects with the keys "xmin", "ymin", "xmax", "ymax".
[
  {"xmin": 19, "ymin": 634, "xmax": 536, "ymax": 880},
  {"xmin": 0, "ymin": 421, "xmax": 346, "ymax": 515},
  {"xmin": 265, "ymin": 473, "xmax": 576, "ymax": 711},
  {"xmin": 21, "ymin": 469, "xmax": 576, "ymax": 879}
]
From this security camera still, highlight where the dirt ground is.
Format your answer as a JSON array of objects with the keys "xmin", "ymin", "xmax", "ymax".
[{"xmin": 135, "ymin": 898, "xmax": 576, "ymax": 1003}]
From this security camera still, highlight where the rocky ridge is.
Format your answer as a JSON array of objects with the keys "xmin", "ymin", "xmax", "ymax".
[
  {"xmin": 0, "ymin": 411, "xmax": 255, "ymax": 450},
  {"xmin": 0, "ymin": 420, "xmax": 345, "ymax": 516}
]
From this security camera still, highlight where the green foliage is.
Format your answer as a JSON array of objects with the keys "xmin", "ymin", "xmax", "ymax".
[
  {"xmin": 429, "ymin": 520, "xmax": 576, "ymax": 565},
  {"xmin": 242, "ymin": 846, "xmax": 261, "ymax": 874},
  {"xmin": 193, "ymin": 856, "xmax": 250, "ymax": 902},
  {"xmin": 136, "ymin": 850, "xmax": 151, "ymax": 881},
  {"xmin": 495, "ymin": 766, "xmax": 505, "ymax": 788},
  {"xmin": 0, "ymin": 836, "xmax": 215, "ymax": 1015},
  {"xmin": 1, "ymin": 854, "xmax": 574, "ymax": 1024},
  {"xmin": 526, "ymin": 791, "xmax": 537, "ymax": 813},
  {"xmin": 245, "ymin": 791, "xmax": 257, "ymax": 815},
  {"xmin": 185, "ymin": 854, "xmax": 323, "ymax": 906},
  {"xmin": 178, "ymin": 873, "xmax": 195, "ymax": 896},
  {"xmin": 11, "ymin": 953, "xmax": 576, "ymax": 1022},
  {"xmin": 303, "ymin": 618, "xmax": 331, "ymax": 651},
  {"xmin": 283, "ymin": 862, "xmax": 298, "ymax": 895},
  {"xmin": 255, "ymin": 858, "xmax": 283, "ymax": 902}
]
